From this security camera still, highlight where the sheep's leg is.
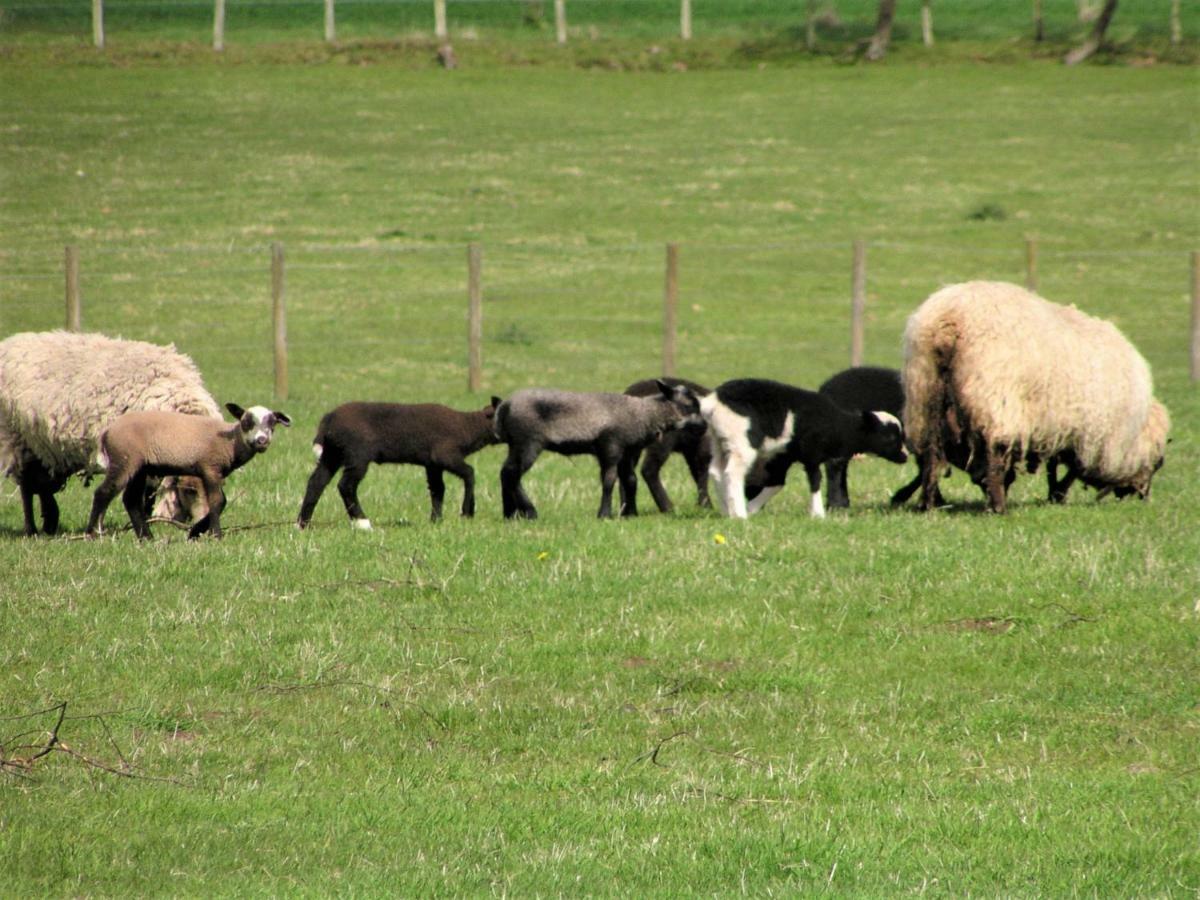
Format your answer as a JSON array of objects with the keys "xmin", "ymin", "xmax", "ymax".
[
  {"xmin": 500, "ymin": 444, "xmax": 539, "ymax": 520},
  {"xmin": 121, "ymin": 471, "xmax": 153, "ymax": 541},
  {"xmin": 686, "ymin": 439, "xmax": 713, "ymax": 509},
  {"xmin": 19, "ymin": 460, "xmax": 60, "ymax": 536},
  {"xmin": 617, "ymin": 450, "xmax": 641, "ymax": 517},
  {"xmin": 425, "ymin": 466, "xmax": 446, "ymax": 522},
  {"xmin": 336, "ymin": 462, "xmax": 373, "ymax": 530},
  {"xmin": 596, "ymin": 449, "xmax": 621, "ymax": 519},
  {"xmin": 189, "ymin": 485, "xmax": 226, "ymax": 540},
  {"xmin": 890, "ymin": 464, "xmax": 922, "ymax": 506},
  {"xmin": 18, "ymin": 477, "xmax": 39, "ymax": 536},
  {"xmin": 824, "ymin": 458, "xmax": 851, "ymax": 509},
  {"xmin": 920, "ymin": 444, "xmax": 947, "ymax": 512},
  {"xmin": 984, "ymin": 443, "xmax": 1010, "ymax": 514},
  {"xmin": 746, "ymin": 457, "xmax": 789, "ymax": 516},
  {"xmin": 1047, "ymin": 455, "xmax": 1077, "ymax": 504},
  {"xmin": 804, "ymin": 463, "xmax": 826, "ymax": 519},
  {"xmin": 39, "ymin": 490, "xmax": 60, "ymax": 536},
  {"xmin": 441, "ymin": 460, "xmax": 475, "ymax": 518},
  {"xmin": 637, "ymin": 442, "xmax": 674, "ymax": 513},
  {"xmin": 721, "ymin": 449, "xmax": 754, "ymax": 519},
  {"xmin": 86, "ymin": 471, "xmax": 127, "ymax": 538},
  {"xmin": 707, "ymin": 437, "xmax": 729, "ymax": 516},
  {"xmin": 297, "ymin": 460, "xmax": 338, "ymax": 529}
]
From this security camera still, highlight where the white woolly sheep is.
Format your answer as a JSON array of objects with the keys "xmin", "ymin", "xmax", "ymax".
[
  {"xmin": 703, "ymin": 377, "xmax": 908, "ymax": 519},
  {"xmin": 296, "ymin": 397, "xmax": 502, "ymax": 530},
  {"xmin": 0, "ymin": 330, "xmax": 221, "ymax": 536},
  {"xmin": 86, "ymin": 404, "xmax": 290, "ymax": 541},
  {"xmin": 494, "ymin": 381, "xmax": 702, "ymax": 519},
  {"xmin": 902, "ymin": 281, "xmax": 1170, "ymax": 513}
]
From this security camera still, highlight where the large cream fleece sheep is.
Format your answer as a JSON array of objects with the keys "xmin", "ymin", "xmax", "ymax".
[
  {"xmin": 902, "ymin": 281, "xmax": 1169, "ymax": 513},
  {"xmin": 0, "ymin": 330, "xmax": 222, "ymax": 535}
]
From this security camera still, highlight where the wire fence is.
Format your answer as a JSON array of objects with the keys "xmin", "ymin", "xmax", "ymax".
[
  {"xmin": 0, "ymin": 0, "xmax": 1190, "ymax": 50},
  {"xmin": 3, "ymin": 239, "xmax": 1196, "ymax": 405}
]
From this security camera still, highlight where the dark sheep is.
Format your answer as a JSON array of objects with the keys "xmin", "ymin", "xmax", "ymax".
[
  {"xmin": 296, "ymin": 398, "xmax": 501, "ymax": 530},
  {"xmin": 494, "ymin": 381, "xmax": 702, "ymax": 520},
  {"xmin": 623, "ymin": 377, "xmax": 712, "ymax": 513}
]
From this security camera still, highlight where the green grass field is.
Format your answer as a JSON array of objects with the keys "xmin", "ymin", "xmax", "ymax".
[{"xmin": 1, "ymin": 29, "xmax": 1198, "ymax": 897}]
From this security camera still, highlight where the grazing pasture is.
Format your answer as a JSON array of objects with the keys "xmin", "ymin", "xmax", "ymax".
[{"xmin": 1, "ymin": 45, "xmax": 1197, "ymax": 895}]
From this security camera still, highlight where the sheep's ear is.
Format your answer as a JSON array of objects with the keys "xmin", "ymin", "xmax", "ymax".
[
  {"xmin": 226, "ymin": 403, "xmax": 246, "ymax": 420},
  {"xmin": 273, "ymin": 411, "xmax": 292, "ymax": 427},
  {"xmin": 490, "ymin": 396, "xmax": 502, "ymax": 410},
  {"xmin": 655, "ymin": 379, "xmax": 674, "ymax": 398}
]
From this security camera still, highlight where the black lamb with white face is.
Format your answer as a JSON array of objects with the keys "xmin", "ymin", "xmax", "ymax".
[
  {"xmin": 494, "ymin": 380, "xmax": 701, "ymax": 520},
  {"xmin": 817, "ymin": 366, "xmax": 915, "ymax": 510},
  {"xmin": 702, "ymin": 377, "xmax": 906, "ymax": 519}
]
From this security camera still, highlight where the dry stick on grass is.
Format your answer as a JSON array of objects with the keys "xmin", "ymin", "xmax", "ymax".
[
  {"xmin": 1, "ymin": 702, "xmax": 189, "ymax": 784},
  {"xmin": 255, "ymin": 676, "xmax": 451, "ymax": 732},
  {"xmin": 633, "ymin": 730, "xmax": 764, "ymax": 770}
]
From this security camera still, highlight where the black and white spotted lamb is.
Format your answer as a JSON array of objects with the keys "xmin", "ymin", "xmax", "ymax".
[
  {"xmin": 702, "ymin": 377, "xmax": 907, "ymax": 519},
  {"xmin": 494, "ymin": 381, "xmax": 702, "ymax": 519}
]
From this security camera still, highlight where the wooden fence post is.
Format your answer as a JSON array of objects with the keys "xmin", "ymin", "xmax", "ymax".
[
  {"xmin": 1190, "ymin": 250, "xmax": 1199, "ymax": 383},
  {"xmin": 554, "ymin": 0, "xmax": 567, "ymax": 44},
  {"xmin": 663, "ymin": 243, "xmax": 679, "ymax": 377},
  {"xmin": 921, "ymin": 0, "xmax": 934, "ymax": 46},
  {"xmin": 92, "ymin": 0, "xmax": 104, "ymax": 48},
  {"xmin": 680, "ymin": 0, "xmax": 692, "ymax": 40},
  {"xmin": 850, "ymin": 240, "xmax": 866, "ymax": 367},
  {"xmin": 214, "ymin": 0, "xmax": 226, "ymax": 51},
  {"xmin": 434, "ymin": 0, "xmax": 447, "ymax": 40},
  {"xmin": 805, "ymin": 0, "xmax": 817, "ymax": 50},
  {"xmin": 1025, "ymin": 236, "xmax": 1038, "ymax": 292},
  {"xmin": 325, "ymin": 0, "xmax": 336, "ymax": 42},
  {"xmin": 467, "ymin": 243, "xmax": 483, "ymax": 392},
  {"xmin": 1033, "ymin": 0, "xmax": 1044, "ymax": 42},
  {"xmin": 65, "ymin": 245, "xmax": 82, "ymax": 332},
  {"xmin": 272, "ymin": 243, "xmax": 288, "ymax": 402},
  {"xmin": 1171, "ymin": 0, "xmax": 1182, "ymax": 44}
]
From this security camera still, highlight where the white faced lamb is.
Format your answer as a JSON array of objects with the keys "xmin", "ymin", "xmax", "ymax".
[
  {"xmin": 296, "ymin": 398, "xmax": 502, "ymax": 531},
  {"xmin": 623, "ymin": 377, "xmax": 713, "ymax": 513},
  {"xmin": 86, "ymin": 404, "xmax": 290, "ymax": 541},
  {"xmin": 702, "ymin": 378, "xmax": 908, "ymax": 520},
  {"xmin": 902, "ymin": 281, "xmax": 1170, "ymax": 513},
  {"xmin": 495, "ymin": 381, "xmax": 702, "ymax": 520},
  {"xmin": 0, "ymin": 330, "xmax": 222, "ymax": 536}
]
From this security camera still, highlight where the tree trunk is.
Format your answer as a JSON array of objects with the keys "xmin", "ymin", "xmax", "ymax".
[
  {"xmin": 1064, "ymin": 0, "xmax": 1118, "ymax": 64},
  {"xmin": 865, "ymin": 0, "xmax": 897, "ymax": 60},
  {"xmin": 921, "ymin": 0, "xmax": 934, "ymax": 47}
]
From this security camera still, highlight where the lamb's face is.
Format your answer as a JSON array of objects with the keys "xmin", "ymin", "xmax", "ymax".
[
  {"xmin": 867, "ymin": 411, "xmax": 909, "ymax": 465},
  {"xmin": 657, "ymin": 380, "xmax": 703, "ymax": 430},
  {"xmin": 227, "ymin": 403, "xmax": 292, "ymax": 453}
]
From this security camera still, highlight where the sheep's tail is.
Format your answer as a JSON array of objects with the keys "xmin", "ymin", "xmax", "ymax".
[
  {"xmin": 492, "ymin": 400, "xmax": 511, "ymax": 443},
  {"xmin": 310, "ymin": 410, "xmax": 335, "ymax": 462},
  {"xmin": 901, "ymin": 307, "xmax": 958, "ymax": 459},
  {"xmin": 94, "ymin": 431, "xmax": 111, "ymax": 472}
]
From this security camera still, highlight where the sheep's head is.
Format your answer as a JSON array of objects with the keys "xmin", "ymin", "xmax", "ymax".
[
  {"xmin": 226, "ymin": 403, "xmax": 292, "ymax": 453},
  {"xmin": 656, "ymin": 379, "xmax": 703, "ymax": 430},
  {"xmin": 864, "ymin": 410, "xmax": 909, "ymax": 465}
]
